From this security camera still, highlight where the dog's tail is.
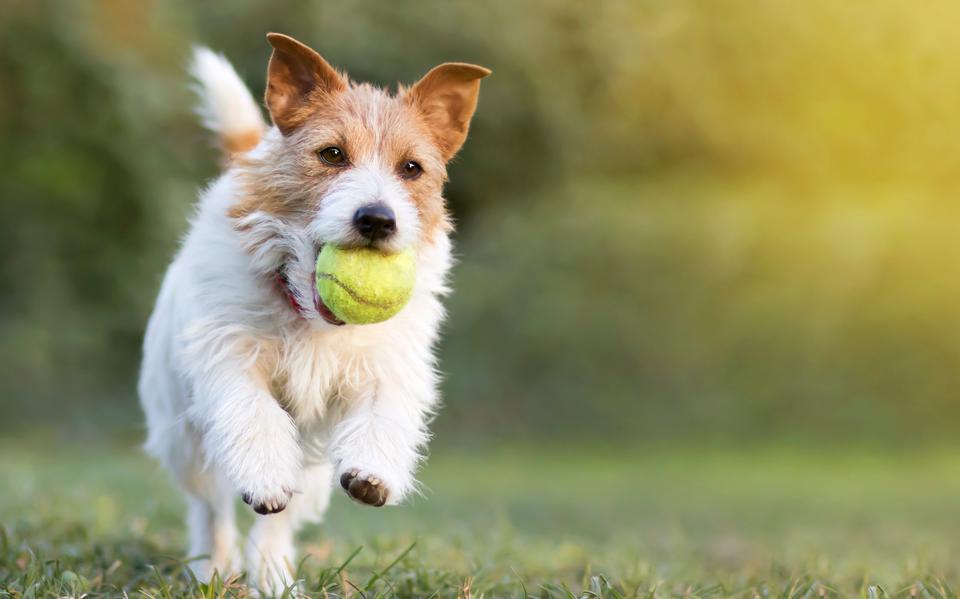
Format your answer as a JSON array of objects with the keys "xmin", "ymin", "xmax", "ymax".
[{"xmin": 190, "ymin": 47, "xmax": 267, "ymax": 160}]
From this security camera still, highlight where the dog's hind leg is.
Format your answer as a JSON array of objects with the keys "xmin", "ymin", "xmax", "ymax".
[{"xmin": 183, "ymin": 466, "xmax": 241, "ymax": 582}]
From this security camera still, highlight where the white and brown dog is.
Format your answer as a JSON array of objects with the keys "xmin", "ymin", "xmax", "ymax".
[{"xmin": 138, "ymin": 33, "xmax": 488, "ymax": 591}]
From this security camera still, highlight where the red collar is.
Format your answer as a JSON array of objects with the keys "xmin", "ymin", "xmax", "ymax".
[
  {"xmin": 275, "ymin": 268, "xmax": 344, "ymax": 325},
  {"xmin": 275, "ymin": 270, "xmax": 307, "ymax": 317}
]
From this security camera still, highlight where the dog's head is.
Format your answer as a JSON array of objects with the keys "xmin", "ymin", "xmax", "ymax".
[{"xmin": 231, "ymin": 33, "xmax": 489, "ymax": 325}]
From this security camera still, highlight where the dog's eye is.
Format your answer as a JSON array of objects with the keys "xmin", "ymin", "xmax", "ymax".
[
  {"xmin": 317, "ymin": 146, "xmax": 347, "ymax": 166},
  {"xmin": 400, "ymin": 160, "xmax": 423, "ymax": 180}
]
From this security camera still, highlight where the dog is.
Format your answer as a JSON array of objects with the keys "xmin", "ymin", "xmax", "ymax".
[{"xmin": 138, "ymin": 32, "xmax": 489, "ymax": 591}]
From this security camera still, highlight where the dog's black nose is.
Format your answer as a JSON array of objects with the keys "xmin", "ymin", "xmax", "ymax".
[{"xmin": 353, "ymin": 203, "xmax": 397, "ymax": 241}]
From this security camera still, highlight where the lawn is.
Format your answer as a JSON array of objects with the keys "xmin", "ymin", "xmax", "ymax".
[{"xmin": 3, "ymin": 438, "xmax": 960, "ymax": 597}]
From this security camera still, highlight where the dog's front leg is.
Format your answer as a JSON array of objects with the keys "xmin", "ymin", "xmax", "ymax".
[
  {"xmin": 189, "ymin": 359, "xmax": 302, "ymax": 515},
  {"xmin": 329, "ymin": 377, "xmax": 435, "ymax": 507}
]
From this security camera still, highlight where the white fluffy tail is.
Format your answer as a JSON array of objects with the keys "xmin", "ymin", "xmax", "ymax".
[{"xmin": 190, "ymin": 47, "xmax": 267, "ymax": 158}]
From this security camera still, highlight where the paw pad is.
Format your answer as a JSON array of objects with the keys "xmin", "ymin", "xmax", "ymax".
[
  {"xmin": 340, "ymin": 470, "xmax": 388, "ymax": 507},
  {"xmin": 241, "ymin": 491, "xmax": 290, "ymax": 515}
]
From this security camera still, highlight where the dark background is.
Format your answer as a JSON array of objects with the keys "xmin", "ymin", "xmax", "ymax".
[{"xmin": 4, "ymin": 0, "xmax": 960, "ymax": 445}]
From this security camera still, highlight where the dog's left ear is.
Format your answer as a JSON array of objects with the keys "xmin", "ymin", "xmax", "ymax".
[{"xmin": 408, "ymin": 63, "xmax": 491, "ymax": 161}]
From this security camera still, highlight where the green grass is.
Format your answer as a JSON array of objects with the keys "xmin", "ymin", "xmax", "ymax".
[{"xmin": 4, "ymin": 439, "xmax": 960, "ymax": 597}]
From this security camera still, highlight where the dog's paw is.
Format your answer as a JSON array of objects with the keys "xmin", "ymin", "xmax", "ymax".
[
  {"xmin": 241, "ymin": 487, "xmax": 292, "ymax": 515},
  {"xmin": 339, "ymin": 469, "xmax": 389, "ymax": 507}
]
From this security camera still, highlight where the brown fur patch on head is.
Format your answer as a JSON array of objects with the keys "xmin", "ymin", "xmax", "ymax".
[
  {"xmin": 231, "ymin": 81, "xmax": 451, "ymax": 240},
  {"xmin": 228, "ymin": 34, "xmax": 489, "ymax": 246}
]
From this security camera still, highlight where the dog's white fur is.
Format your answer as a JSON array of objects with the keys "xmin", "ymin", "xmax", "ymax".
[{"xmin": 139, "ymin": 47, "xmax": 458, "ymax": 592}]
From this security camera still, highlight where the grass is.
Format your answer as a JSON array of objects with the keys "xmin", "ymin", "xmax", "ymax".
[{"xmin": 4, "ymin": 438, "xmax": 960, "ymax": 597}]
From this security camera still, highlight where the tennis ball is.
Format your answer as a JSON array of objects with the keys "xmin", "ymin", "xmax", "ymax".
[{"xmin": 315, "ymin": 245, "xmax": 416, "ymax": 324}]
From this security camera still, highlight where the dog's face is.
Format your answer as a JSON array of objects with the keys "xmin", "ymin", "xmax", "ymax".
[{"xmin": 231, "ymin": 34, "xmax": 489, "ymax": 325}]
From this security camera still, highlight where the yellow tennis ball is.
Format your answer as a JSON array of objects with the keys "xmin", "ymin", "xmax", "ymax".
[{"xmin": 315, "ymin": 245, "xmax": 416, "ymax": 325}]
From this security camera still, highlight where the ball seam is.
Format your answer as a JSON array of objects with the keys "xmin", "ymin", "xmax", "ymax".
[{"xmin": 316, "ymin": 272, "xmax": 405, "ymax": 309}]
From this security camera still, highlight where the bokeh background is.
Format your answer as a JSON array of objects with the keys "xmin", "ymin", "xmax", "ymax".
[
  {"xmin": 7, "ymin": 1, "xmax": 960, "ymax": 595},
  {"xmin": 4, "ymin": 0, "xmax": 960, "ymax": 444}
]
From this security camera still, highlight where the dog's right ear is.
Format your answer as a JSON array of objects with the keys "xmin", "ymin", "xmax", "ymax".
[{"xmin": 265, "ymin": 33, "xmax": 346, "ymax": 135}]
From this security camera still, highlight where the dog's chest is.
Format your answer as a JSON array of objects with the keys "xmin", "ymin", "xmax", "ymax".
[{"xmin": 266, "ymin": 328, "xmax": 374, "ymax": 425}]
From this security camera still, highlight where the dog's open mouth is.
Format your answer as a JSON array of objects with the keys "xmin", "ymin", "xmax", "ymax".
[{"xmin": 311, "ymin": 270, "xmax": 345, "ymax": 326}]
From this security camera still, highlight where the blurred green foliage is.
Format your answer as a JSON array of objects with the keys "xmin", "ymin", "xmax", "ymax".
[{"xmin": 3, "ymin": 0, "xmax": 960, "ymax": 442}]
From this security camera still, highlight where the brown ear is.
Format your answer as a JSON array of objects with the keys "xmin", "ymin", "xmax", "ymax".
[
  {"xmin": 408, "ymin": 62, "xmax": 491, "ymax": 161},
  {"xmin": 265, "ymin": 33, "xmax": 346, "ymax": 135}
]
